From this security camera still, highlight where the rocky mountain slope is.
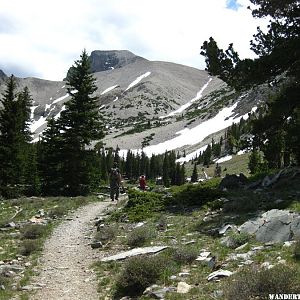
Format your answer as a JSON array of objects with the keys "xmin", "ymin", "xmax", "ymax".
[{"xmin": 0, "ymin": 50, "xmax": 269, "ymax": 159}]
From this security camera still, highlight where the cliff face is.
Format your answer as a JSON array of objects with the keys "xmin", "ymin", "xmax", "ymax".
[{"xmin": 89, "ymin": 50, "xmax": 147, "ymax": 73}]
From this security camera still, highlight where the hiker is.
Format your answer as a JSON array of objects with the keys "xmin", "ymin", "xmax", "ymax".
[
  {"xmin": 109, "ymin": 164, "xmax": 122, "ymax": 201},
  {"xmin": 139, "ymin": 175, "xmax": 146, "ymax": 191}
]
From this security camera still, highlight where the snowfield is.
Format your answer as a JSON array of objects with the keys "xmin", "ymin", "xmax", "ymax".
[{"xmin": 125, "ymin": 72, "xmax": 151, "ymax": 91}]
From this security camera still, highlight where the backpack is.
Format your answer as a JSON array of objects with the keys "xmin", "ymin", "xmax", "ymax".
[{"xmin": 110, "ymin": 168, "xmax": 120, "ymax": 184}]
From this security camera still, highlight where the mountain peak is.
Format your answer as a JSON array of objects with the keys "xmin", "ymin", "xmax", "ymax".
[{"xmin": 90, "ymin": 50, "xmax": 147, "ymax": 73}]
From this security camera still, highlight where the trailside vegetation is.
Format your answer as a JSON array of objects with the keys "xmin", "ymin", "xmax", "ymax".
[{"xmin": 200, "ymin": 0, "xmax": 300, "ymax": 170}]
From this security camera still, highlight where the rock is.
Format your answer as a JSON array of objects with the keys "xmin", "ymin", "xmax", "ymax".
[
  {"xmin": 0, "ymin": 264, "xmax": 24, "ymax": 273},
  {"xmin": 143, "ymin": 284, "xmax": 176, "ymax": 299},
  {"xmin": 207, "ymin": 269, "xmax": 233, "ymax": 281},
  {"xmin": 261, "ymin": 170, "xmax": 283, "ymax": 187},
  {"xmin": 196, "ymin": 251, "xmax": 211, "ymax": 261},
  {"xmin": 183, "ymin": 240, "xmax": 196, "ymax": 245},
  {"xmin": 283, "ymin": 241, "xmax": 295, "ymax": 247},
  {"xmin": 220, "ymin": 236, "xmax": 237, "ymax": 248},
  {"xmin": 235, "ymin": 242, "xmax": 248, "ymax": 251},
  {"xmin": 178, "ymin": 272, "xmax": 190, "ymax": 278},
  {"xmin": 100, "ymin": 246, "xmax": 168, "ymax": 262},
  {"xmin": 218, "ymin": 224, "xmax": 237, "ymax": 235},
  {"xmin": 213, "ymin": 290, "xmax": 224, "ymax": 298},
  {"xmin": 177, "ymin": 282, "xmax": 191, "ymax": 293},
  {"xmin": 239, "ymin": 209, "xmax": 300, "ymax": 243},
  {"xmin": 261, "ymin": 262, "xmax": 274, "ymax": 269},
  {"xmin": 90, "ymin": 241, "xmax": 103, "ymax": 249},
  {"xmin": 7, "ymin": 222, "xmax": 16, "ymax": 228},
  {"xmin": 133, "ymin": 222, "xmax": 146, "ymax": 228}
]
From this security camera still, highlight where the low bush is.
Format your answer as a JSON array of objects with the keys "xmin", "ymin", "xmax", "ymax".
[
  {"xmin": 171, "ymin": 246, "xmax": 198, "ymax": 264},
  {"xmin": 156, "ymin": 214, "xmax": 167, "ymax": 231},
  {"xmin": 19, "ymin": 239, "xmax": 41, "ymax": 256},
  {"xmin": 127, "ymin": 226, "xmax": 156, "ymax": 248},
  {"xmin": 223, "ymin": 264, "xmax": 300, "ymax": 300},
  {"xmin": 226, "ymin": 231, "xmax": 251, "ymax": 248},
  {"xmin": 294, "ymin": 239, "xmax": 300, "ymax": 260},
  {"xmin": 48, "ymin": 206, "xmax": 66, "ymax": 218},
  {"xmin": 223, "ymin": 196, "xmax": 260, "ymax": 213},
  {"xmin": 0, "ymin": 273, "xmax": 9, "ymax": 287},
  {"xmin": 114, "ymin": 255, "xmax": 166, "ymax": 298},
  {"xmin": 20, "ymin": 224, "xmax": 47, "ymax": 239},
  {"xmin": 170, "ymin": 182, "xmax": 225, "ymax": 207},
  {"xmin": 95, "ymin": 225, "xmax": 117, "ymax": 243},
  {"xmin": 123, "ymin": 190, "xmax": 163, "ymax": 222}
]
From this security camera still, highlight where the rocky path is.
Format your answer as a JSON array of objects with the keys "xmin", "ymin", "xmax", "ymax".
[{"xmin": 30, "ymin": 200, "xmax": 113, "ymax": 300}]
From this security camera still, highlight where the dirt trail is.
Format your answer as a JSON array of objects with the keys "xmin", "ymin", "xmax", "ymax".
[{"xmin": 30, "ymin": 200, "xmax": 113, "ymax": 300}]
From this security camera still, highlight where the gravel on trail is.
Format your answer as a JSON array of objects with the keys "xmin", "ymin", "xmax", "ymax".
[{"xmin": 30, "ymin": 200, "xmax": 114, "ymax": 300}]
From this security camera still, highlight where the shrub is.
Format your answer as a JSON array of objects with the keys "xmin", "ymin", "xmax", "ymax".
[
  {"xmin": 170, "ymin": 183, "xmax": 225, "ymax": 207},
  {"xmin": 114, "ymin": 255, "xmax": 166, "ymax": 298},
  {"xmin": 223, "ymin": 265, "xmax": 300, "ymax": 300},
  {"xmin": 226, "ymin": 231, "xmax": 251, "ymax": 248},
  {"xmin": 48, "ymin": 206, "xmax": 67, "ymax": 218},
  {"xmin": 294, "ymin": 239, "xmax": 300, "ymax": 260},
  {"xmin": 19, "ymin": 239, "xmax": 41, "ymax": 256},
  {"xmin": 171, "ymin": 246, "xmax": 198, "ymax": 264},
  {"xmin": 127, "ymin": 226, "xmax": 156, "ymax": 248},
  {"xmin": 0, "ymin": 273, "xmax": 9, "ymax": 287},
  {"xmin": 223, "ymin": 196, "xmax": 260, "ymax": 213},
  {"xmin": 124, "ymin": 190, "xmax": 163, "ymax": 222},
  {"xmin": 20, "ymin": 224, "xmax": 46, "ymax": 239},
  {"xmin": 156, "ymin": 215, "xmax": 167, "ymax": 231},
  {"xmin": 95, "ymin": 225, "xmax": 117, "ymax": 243}
]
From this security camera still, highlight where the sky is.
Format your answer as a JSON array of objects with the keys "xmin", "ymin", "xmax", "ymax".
[{"xmin": 0, "ymin": 0, "xmax": 268, "ymax": 81}]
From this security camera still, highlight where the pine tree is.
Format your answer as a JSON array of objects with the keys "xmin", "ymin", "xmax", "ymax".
[
  {"xmin": 248, "ymin": 149, "xmax": 263, "ymax": 174},
  {"xmin": 162, "ymin": 153, "xmax": 170, "ymax": 187},
  {"xmin": 39, "ymin": 118, "xmax": 64, "ymax": 195},
  {"xmin": 0, "ymin": 76, "xmax": 33, "ymax": 195},
  {"xmin": 191, "ymin": 163, "xmax": 198, "ymax": 183},
  {"xmin": 0, "ymin": 75, "xmax": 18, "ymax": 187},
  {"xmin": 203, "ymin": 145, "xmax": 212, "ymax": 167},
  {"xmin": 59, "ymin": 50, "xmax": 104, "ymax": 195}
]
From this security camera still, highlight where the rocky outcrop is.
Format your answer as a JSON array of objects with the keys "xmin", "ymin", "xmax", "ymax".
[
  {"xmin": 239, "ymin": 209, "xmax": 300, "ymax": 243},
  {"xmin": 90, "ymin": 50, "xmax": 147, "ymax": 73}
]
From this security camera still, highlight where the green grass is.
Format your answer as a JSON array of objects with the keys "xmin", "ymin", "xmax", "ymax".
[{"xmin": 92, "ymin": 171, "xmax": 300, "ymax": 299}]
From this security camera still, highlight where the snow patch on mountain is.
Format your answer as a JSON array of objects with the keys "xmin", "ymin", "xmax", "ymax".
[
  {"xmin": 101, "ymin": 85, "xmax": 118, "ymax": 95},
  {"xmin": 30, "ymin": 116, "xmax": 47, "ymax": 133},
  {"xmin": 30, "ymin": 105, "xmax": 38, "ymax": 119},
  {"xmin": 160, "ymin": 77, "xmax": 212, "ymax": 118},
  {"xmin": 52, "ymin": 94, "xmax": 69, "ymax": 105},
  {"xmin": 215, "ymin": 155, "xmax": 233, "ymax": 163},
  {"xmin": 139, "ymin": 102, "xmax": 239, "ymax": 156},
  {"xmin": 176, "ymin": 145, "xmax": 208, "ymax": 163},
  {"xmin": 125, "ymin": 72, "xmax": 151, "ymax": 91}
]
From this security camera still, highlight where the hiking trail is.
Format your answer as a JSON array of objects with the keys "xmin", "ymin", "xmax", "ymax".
[{"xmin": 30, "ymin": 200, "xmax": 113, "ymax": 300}]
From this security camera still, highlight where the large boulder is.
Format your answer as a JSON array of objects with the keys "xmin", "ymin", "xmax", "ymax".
[{"xmin": 239, "ymin": 209, "xmax": 300, "ymax": 243}]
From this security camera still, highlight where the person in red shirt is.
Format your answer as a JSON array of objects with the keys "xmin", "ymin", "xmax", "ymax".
[{"xmin": 139, "ymin": 175, "xmax": 146, "ymax": 191}]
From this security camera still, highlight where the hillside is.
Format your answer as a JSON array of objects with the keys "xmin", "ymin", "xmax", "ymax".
[{"xmin": 0, "ymin": 50, "xmax": 272, "ymax": 160}]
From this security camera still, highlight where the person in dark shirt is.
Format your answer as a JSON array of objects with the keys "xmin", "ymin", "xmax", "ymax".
[{"xmin": 109, "ymin": 164, "xmax": 121, "ymax": 201}]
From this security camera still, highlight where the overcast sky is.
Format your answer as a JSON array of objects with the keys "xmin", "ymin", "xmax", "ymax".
[{"xmin": 0, "ymin": 0, "xmax": 267, "ymax": 81}]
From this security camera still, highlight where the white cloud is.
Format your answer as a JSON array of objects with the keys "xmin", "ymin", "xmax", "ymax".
[{"xmin": 0, "ymin": 0, "xmax": 268, "ymax": 81}]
